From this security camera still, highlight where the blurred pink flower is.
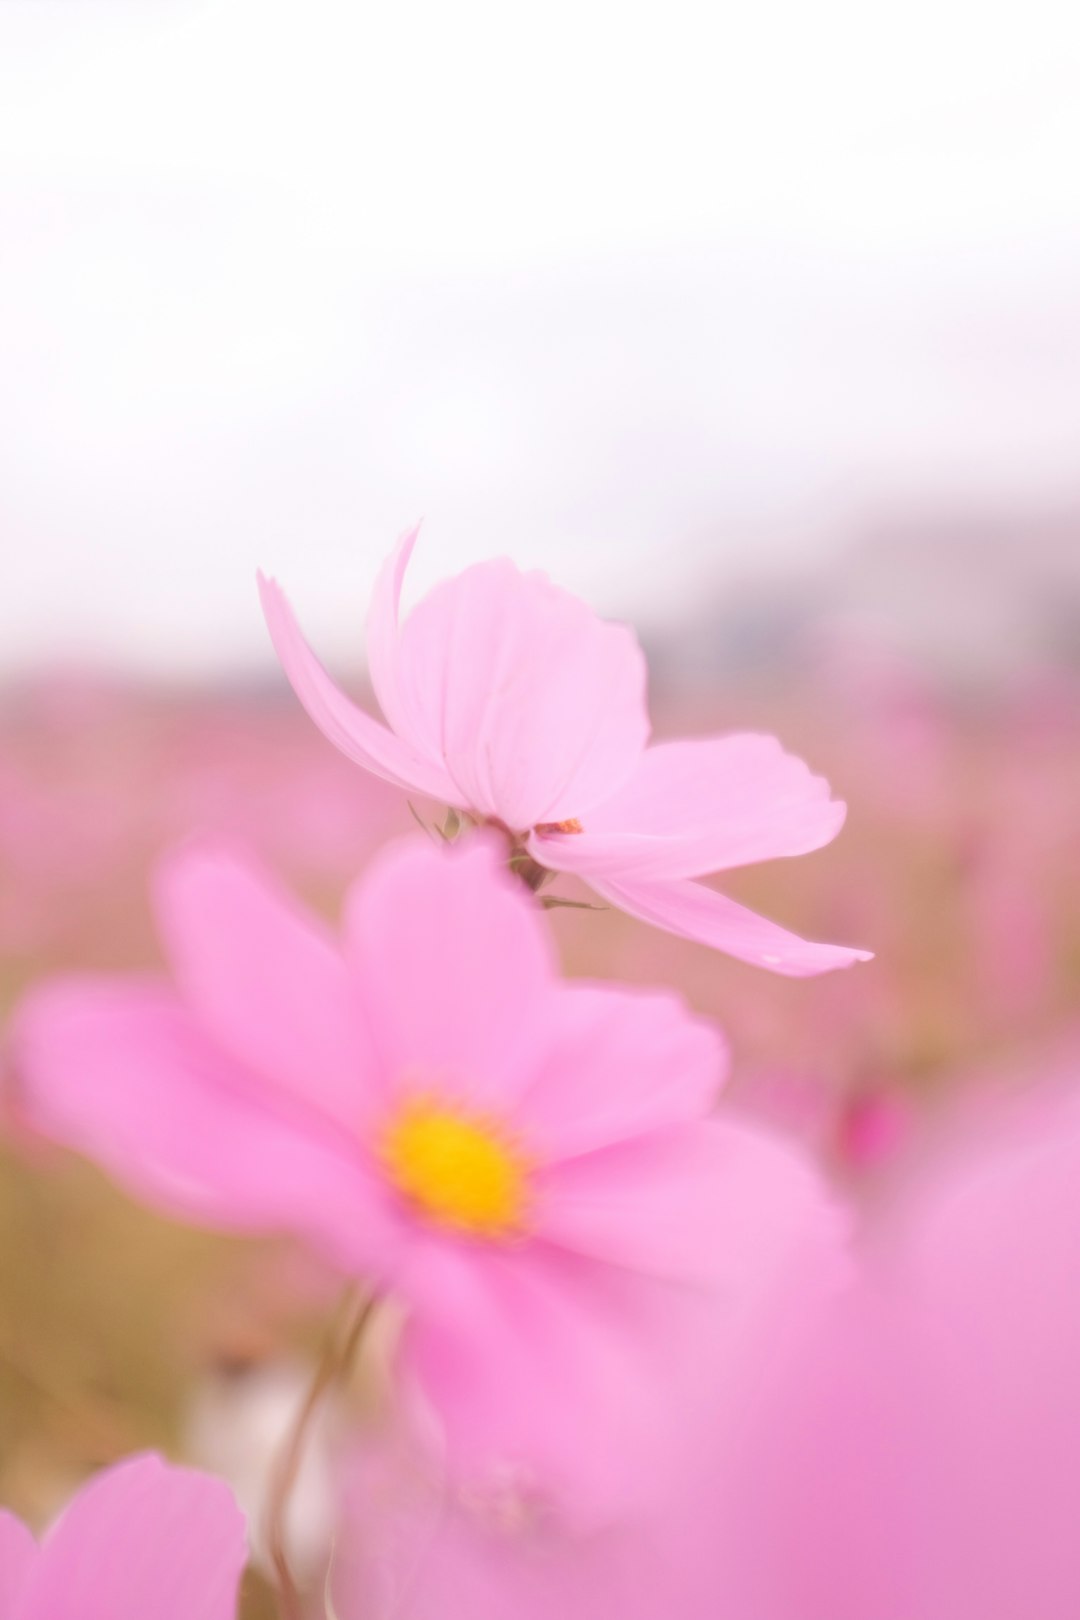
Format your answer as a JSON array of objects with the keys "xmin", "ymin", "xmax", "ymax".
[
  {"xmin": 335, "ymin": 1081, "xmax": 1080, "ymax": 1620},
  {"xmin": 0, "ymin": 1453, "xmax": 246, "ymax": 1620},
  {"xmin": 331, "ymin": 1165, "xmax": 846, "ymax": 1620},
  {"xmin": 14, "ymin": 832, "xmax": 845, "ymax": 1515},
  {"xmin": 691, "ymin": 1080, "xmax": 1080, "ymax": 1620},
  {"xmin": 259, "ymin": 531, "xmax": 869, "ymax": 975},
  {"xmin": 834, "ymin": 1085, "xmax": 913, "ymax": 1171}
]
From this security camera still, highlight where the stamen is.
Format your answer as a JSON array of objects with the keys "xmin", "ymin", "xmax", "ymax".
[
  {"xmin": 380, "ymin": 1097, "xmax": 528, "ymax": 1236},
  {"xmin": 535, "ymin": 818, "xmax": 583, "ymax": 835}
]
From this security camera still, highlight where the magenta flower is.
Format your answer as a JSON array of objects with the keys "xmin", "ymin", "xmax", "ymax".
[
  {"xmin": 0, "ymin": 1454, "xmax": 245, "ymax": 1620},
  {"xmin": 14, "ymin": 834, "xmax": 844, "ymax": 1513},
  {"xmin": 258, "ymin": 531, "xmax": 870, "ymax": 975}
]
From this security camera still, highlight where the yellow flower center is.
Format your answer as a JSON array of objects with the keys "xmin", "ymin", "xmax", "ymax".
[{"xmin": 381, "ymin": 1098, "xmax": 527, "ymax": 1236}]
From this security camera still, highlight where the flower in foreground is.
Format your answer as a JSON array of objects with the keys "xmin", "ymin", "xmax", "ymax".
[
  {"xmin": 258, "ymin": 531, "xmax": 871, "ymax": 975},
  {"xmin": 13, "ymin": 833, "xmax": 845, "ymax": 1514},
  {"xmin": 0, "ymin": 1453, "xmax": 245, "ymax": 1620},
  {"xmin": 334, "ymin": 1081, "xmax": 1080, "ymax": 1620},
  {"xmin": 742, "ymin": 1080, "xmax": 1080, "ymax": 1620}
]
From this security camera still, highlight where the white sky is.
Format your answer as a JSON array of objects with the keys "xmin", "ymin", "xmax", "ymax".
[{"xmin": 1, "ymin": 0, "xmax": 1078, "ymax": 673}]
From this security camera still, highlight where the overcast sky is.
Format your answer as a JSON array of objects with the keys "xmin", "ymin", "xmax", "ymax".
[{"xmin": 1, "ymin": 0, "xmax": 1078, "ymax": 674}]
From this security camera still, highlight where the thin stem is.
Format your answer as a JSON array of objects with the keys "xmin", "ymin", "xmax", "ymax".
[
  {"xmin": 507, "ymin": 849, "xmax": 552, "ymax": 893},
  {"xmin": 264, "ymin": 1287, "xmax": 375, "ymax": 1620}
]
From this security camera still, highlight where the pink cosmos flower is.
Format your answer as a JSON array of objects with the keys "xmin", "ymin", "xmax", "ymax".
[
  {"xmin": 0, "ymin": 1453, "xmax": 246, "ymax": 1620},
  {"xmin": 13, "ymin": 833, "xmax": 845, "ymax": 1516},
  {"xmin": 257, "ymin": 531, "xmax": 870, "ymax": 975},
  {"xmin": 335, "ymin": 1081, "xmax": 1080, "ymax": 1620}
]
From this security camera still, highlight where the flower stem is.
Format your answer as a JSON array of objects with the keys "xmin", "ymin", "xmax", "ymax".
[
  {"xmin": 265, "ymin": 1286, "xmax": 375, "ymax": 1620},
  {"xmin": 507, "ymin": 848, "xmax": 552, "ymax": 893}
]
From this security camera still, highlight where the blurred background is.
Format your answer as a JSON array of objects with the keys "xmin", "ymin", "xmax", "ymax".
[{"xmin": 1, "ymin": 1, "xmax": 1079, "ymax": 1610}]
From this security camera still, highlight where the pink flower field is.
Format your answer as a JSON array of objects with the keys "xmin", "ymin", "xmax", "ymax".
[
  {"xmin": 3, "ymin": 10, "xmax": 1079, "ymax": 1604},
  {"xmin": 1, "ymin": 531, "xmax": 1079, "ymax": 1618}
]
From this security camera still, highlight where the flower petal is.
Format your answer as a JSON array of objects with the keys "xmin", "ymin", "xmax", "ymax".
[
  {"xmin": 17, "ymin": 1454, "xmax": 245, "ymax": 1620},
  {"xmin": 512, "ymin": 983, "xmax": 726, "ymax": 1161},
  {"xmin": 365, "ymin": 523, "xmax": 425, "ymax": 746},
  {"xmin": 588, "ymin": 872, "xmax": 872, "ymax": 976},
  {"xmin": 257, "ymin": 571, "xmax": 461, "ymax": 803},
  {"xmin": 339, "ymin": 1136, "xmax": 851, "ymax": 1620},
  {"xmin": 0, "ymin": 1514, "xmax": 38, "ymax": 1619},
  {"xmin": 12, "ymin": 979, "xmax": 400, "ymax": 1279},
  {"xmin": 344, "ymin": 834, "xmax": 554, "ymax": 1112},
  {"xmin": 530, "ymin": 734, "xmax": 847, "ymax": 881},
  {"xmin": 532, "ymin": 1118, "xmax": 850, "ymax": 1292},
  {"xmin": 399, "ymin": 1239, "xmax": 696, "ymax": 1523},
  {"xmin": 392, "ymin": 558, "xmax": 649, "ymax": 829},
  {"xmin": 154, "ymin": 841, "xmax": 380, "ymax": 1136}
]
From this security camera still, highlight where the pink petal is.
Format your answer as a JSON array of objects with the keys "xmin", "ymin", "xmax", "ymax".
[
  {"xmin": 0, "ymin": 1514, "xmax": 38, "ymax": 1619},
  {"xmin": 391, "ymin": 558, "xmax": 649, "ymax": 829},
  {"xmin": 12, "ymin": 980, "xmax": 401, "ymax": 1279},
  {"xmin": 589, "ymin": 872, "xmax": 873, "ymax": 976},
  {"xmin": 512, "ymin": 983, "xmax": 727, "ymax": 1161},
  {"xmin": 390, "ymin": 559, "xmax": 520, "ymax": 807},
  {"xmin": 886, "ymin": 1096, "xmax": 1080, "ymax": 1619},
  {"xmin": 344, "ymin": 834, "xmax": 555, "ymax": 1112},
  {"xmin": 532, "ymin": 1118, "xmax": 850, "ymax": 1293},
  {"xmin": 529, "ymin": 734, "xmax": 846, "ymax": 881},
  {"xmin": 712, "ymin": 1094, "xmax": 1080, "ymax": 1620},
  {"xmin": 400, "ymin": 1239, "xmax": 695, "ymax": 1523},
  {"xmin": 338, "ymin": 1152, "xmax": 851, "ymax": 1620},
  {"xmin": 154, "ymin": 841, "xmax": 381, "ymax": 1135},
  {"xmin": 257, "ymin": 571, "xmax": 461, "ymax": 804},
  {"xmin": 17, "ymin": 1454, "xmax": 245, "ymax": 1620},
  {"xmin": 365, "ymin": 523, "xmax": 425, "ymax": 745}
]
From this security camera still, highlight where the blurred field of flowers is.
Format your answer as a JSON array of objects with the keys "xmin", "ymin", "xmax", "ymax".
[
  {"xmin": 4, "ymin": 3, "xmax": 1080, "ymax": 1611},
  {"xmin": 2, "ymin": 557, "xmax": 1078, "ymax": 1617}
]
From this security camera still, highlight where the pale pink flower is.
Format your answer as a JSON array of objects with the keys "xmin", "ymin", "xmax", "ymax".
[
  {"xmin": 13, "ymin": 833, "xmax": 845, "ymax": 1515},
  {"xmin": 0, "ymin": 1453, "xmax": 246, "ymax": 1620},
  {"xmin": 258, "ymin": 532, "xmax": 869, "ymax": 975}
]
